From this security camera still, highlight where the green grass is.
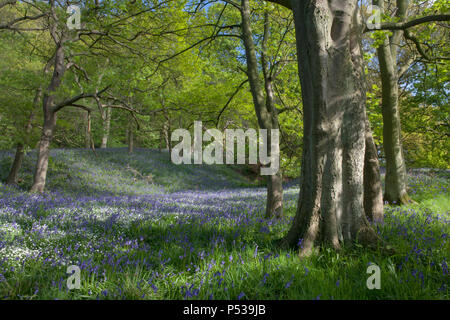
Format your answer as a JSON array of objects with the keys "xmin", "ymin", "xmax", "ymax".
[{"xmin": 0, "ymin": 149, "xmax": 448, "ymax": 300}]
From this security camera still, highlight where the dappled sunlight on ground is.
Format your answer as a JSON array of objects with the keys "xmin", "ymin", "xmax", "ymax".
[{"xmin": 0, "ymin": 149, "xmax": 448, "ymax": 299}]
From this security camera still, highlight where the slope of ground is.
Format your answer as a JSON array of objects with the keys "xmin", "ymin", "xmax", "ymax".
[
  {"xmin": 0, "ymin": 148, "xmax": 263, "ymax": 195},
  {"xmin": 0, "ymin": 149, "xmax": 448, "ymax": 300}
]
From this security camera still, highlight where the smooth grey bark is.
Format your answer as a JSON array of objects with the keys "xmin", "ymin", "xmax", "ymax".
[
  {"xmin": 272, "ymin": 0, "xmax": 380, "ymax": 255},
  {"xmin": 241, "ymin": 1, "xmax": 283, "ymax": 219},
  {"xmin": 100, "ymin": 107, "xmax": 111, "ymax": 148},
  {"xmin": 375, "ymin": 0, "xmax": 413, "ymax": 205},
  {"xmin": 6, "ymin": 87, "xmax": 42, "ymax": 185}
]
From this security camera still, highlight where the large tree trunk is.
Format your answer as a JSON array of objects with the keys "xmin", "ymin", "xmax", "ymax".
[
  {"xmin": 280, "ymin": 0, "xmax": 380, "ymax": 255},
  {"xmin": 100, "ymin": 107, "xmax": 111, "ymax": 148},
  {"xmin": 375, "ymin": 0, "xmax": 413, "ymax": 205},
  {"xmin": 6, "ymin": 87, "xmax": 42, "ymax": 185},
  {"xmin": 241, "ymin": 1, "xmax": 283, "ymax": 219},
  {"xmin": 30, "ymin": 44, "xmax": 66, "ymax": 193}
]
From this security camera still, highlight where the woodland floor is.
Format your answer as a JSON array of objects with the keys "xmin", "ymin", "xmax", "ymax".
[{"xmin": 0, "ymin": 148, "xmax": 448, "ymax": 300}]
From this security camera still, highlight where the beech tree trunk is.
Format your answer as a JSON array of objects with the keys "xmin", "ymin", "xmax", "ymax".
[
  {"xmin": 241, "ymin": 1, "xmax": 283, "ymax": 219},
  {"xmin": 277, "ymin": 0, "xmax": 380, "ymax": 255},
  {"xmin": 100, "ymin": 107, "xmax": 111, "ymax": 148},
  {"xmin": 375, "ymin": 0, "xmax": 413, "ymax": 205}
]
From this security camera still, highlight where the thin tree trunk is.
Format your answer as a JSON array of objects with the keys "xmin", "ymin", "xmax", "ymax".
[
  {"xmin": 6, "ymin": 87, "xmax": 42, "ymax": 185},
  {"xmin": 160, "ymin": 93, "xmax": 171, "ymax": 154},
  {"xmin": 6, "ymin": 143, "xmax": 25, "ymax": 185},
  {"xmin": 364, "ymin": 115, "xmax": 384, "ymax": 223},
  {"xmin": 30, "ymin": 44, "xmax": 66, "ymax": 193},
  {"xmin": 266, "ymin": 170, "xmax": 283, "ymax": 218},
  {"xmin": 100, "ymin": 107, "xmax": 111, "ymax": 148},
  {"xmin": 162, "ymin": 108, "xmax": 171, "ymax": 154},
  {"xmin": 262, "ymin": 12, "xmax": 284, "ymax": 219},
  {"xmin": 84, "ymin": 111, "xmax": 91, "ymax": 148},
  {"xmin": 241, "ymin": 1, "xmax": 283, "ymax": 219},
  {"xmin": 128, "ymin": 120, "xmax": 134, "ymax": 154},
  {"xmin": 375, "ymin": 0, "xmax": 413, "ymax": 205},
  {"xmin": 159, "ymin": 129, "xmax": 164, "ymax": 152},
  {"xmin": 163, "ymin": 121, "xmax": 171, "ymax": 154},
  {"xmin": 280, "ymin": 0, "xmax": 380, "ymax": 255}
]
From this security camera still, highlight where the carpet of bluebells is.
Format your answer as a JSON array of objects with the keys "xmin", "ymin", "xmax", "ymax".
[{"xmin": 0, "ymin": 148, "xmax": 448, "ymax": 300}]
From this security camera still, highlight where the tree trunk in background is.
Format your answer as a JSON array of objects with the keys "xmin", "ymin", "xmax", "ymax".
[
  {"xmin": 30, "ymin": 44, "xmax": 65, "ymax": 193},
  {"xmin": 241, "ymin": 1, "xmax": 283, "ymax": 219},
  {"xmin": 162, "ymin": 107, "xmax": 171, "ymax": 154},
  {"xmin": 6, "ymin": 143, "xmax": 25, "ymax": 185},
  {"xmin": 6, "ymin": 87, "xmax": 42, "ymax": 185},
  {"xmin": 84, "ymin": 111, "xmax": 91, "ymax": 148},
  {"xmin": 279, "ymin": 0, "xmax": 380, "ymax": 255},
  {"xmin": 128, "ymin": 120, "xmax": 134, "ymax": 154},
  {"xmin": 100, "ymin": 107, "xmax": 111, "ymax": 148},
  {"xmin": 163, "ymin": 121, "xmax": 171, "ymax": 154},
  {"xmin": 159, "ymin": 129, "xmax": 164, "ymax": 152},
  {"xmin": 364, "ymin": 115, "xmax": 384, "ymax": 223},
  {"xmin": 375, "ymin": 0, "xmax": 412, "ymax": 205},
  {"xmin": 267, "ymin": 170, "xmax": 283, "ymax": 218},
  {"xmin": 261, "ymin": 12, "xmax": 284, "ymax": 219}
]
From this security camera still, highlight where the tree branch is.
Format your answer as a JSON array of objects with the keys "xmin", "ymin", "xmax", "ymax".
[
  {"xmin": 52, "ymin": 86, "xmax": 110, "ymax": 113},
  {"xmin": 216, "ymin": 79, "xmax": 248, "ymax": 127},
  {"xmin": 365, "ymin": 14, "xmax": 450, "ymax": 32}
]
